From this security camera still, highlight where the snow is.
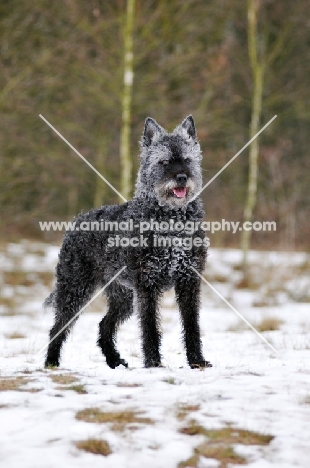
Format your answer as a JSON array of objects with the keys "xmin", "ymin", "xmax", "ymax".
[{"xmin": 0, "ymin": 242, "xmax": 310, "ymax": 467}]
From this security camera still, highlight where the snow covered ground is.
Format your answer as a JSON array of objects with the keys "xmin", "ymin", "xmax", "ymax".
[{"xmin": 0, "ymin": 240, "xmax": 310, "ymax": 467}]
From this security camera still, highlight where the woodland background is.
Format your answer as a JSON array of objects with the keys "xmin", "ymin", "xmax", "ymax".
[{"xmin": 1, "ymin": 0, "xmax": 309, "ymax": 250}]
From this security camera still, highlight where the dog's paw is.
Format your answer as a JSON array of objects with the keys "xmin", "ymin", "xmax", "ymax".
[
  {"xmin": 189, "ymin": 360, "xmax": 212, "ymax": 369},
  {"xmin": 144, "ymin": 360, "xmax": 163, "ymax": 368},
  {"xmin": 106, "ymin": 357, "xmax": 128, "ymax": 369},
  {"xmin": 44, "ymin": 359, "xmax": 60, "ymax": 369},
  {"xmin": 118, "ymin": 358, "xmax": 129, "ymax": 368}
]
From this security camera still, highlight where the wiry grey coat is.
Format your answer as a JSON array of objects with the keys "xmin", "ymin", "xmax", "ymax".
[{"xmin": 45, "ymin": 115, "xmax": 212, "ymax": 370}]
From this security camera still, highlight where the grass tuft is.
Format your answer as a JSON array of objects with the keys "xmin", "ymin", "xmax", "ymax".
[
  {"xmin": 196, "ymin": 444, "xmax": 246, "ymax": 467},
  {"xmin": 177, "ymin": 404, "xmax": 200, "ymax": 421},
  {"xmin": 228, "ymin": 317, "xmax": 283, "ymax": 333},
  {"xmin": 0, "ymin": 377, "xmax": 30, "ymax": 391},
  {"xmin": 76, "ymin": 407, "xmax": 153, "ymax": 431},
  {"xmin": 116, "ymin": 382, "xmax": 142, "ymax": 388},
  {"xmin": 68, "ymin": 384, "xmax": 87, "ymax": 394},
  {"xmin": 180, "ymin": 424, "xmax": 273, "ymax": 445},
  {"xmin": 56, "ymin": 384, "xmax": 87, "ymax": 394},
  {"xmin": 179, "ymin": 422, "xmax": 207, "ymax": 436},
  {"xmin": 0, "ymin": 297, "xmax": 18, "ymax": 315},
  {"xmin": 178, "ymin": 454, "xmax": 200, "ymax": 468},
  {"xmin": 179, "ymin": 422, "xmax": 274, "ymax": 468},
  {"xmin": 5, "ymin": 332, "xmax": 26, "ymax": 339},
  {"xmin": 50, "ymin": 374, "xmax": 78, "ymax": 385},
  {"xmin": 205, "ymin": 427, "xmax": 273, "ymax": 445},
  {"xmin": 75, "ymin": 438, "xmax": 112, "ymax": 456},
  {"xmin": 255, "ymin": 318, "xmax": 283, "ymax": 332}
]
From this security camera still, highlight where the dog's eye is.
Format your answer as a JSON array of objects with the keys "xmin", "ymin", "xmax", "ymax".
[
  {"xmin": 184, "ymin": 158, "xmax": 191, "ymax": 164},
  {"xmin": 160, "ymin": 160, "xmax": 169, "ymax": 166}
]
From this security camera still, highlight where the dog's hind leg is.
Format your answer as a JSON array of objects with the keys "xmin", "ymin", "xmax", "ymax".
[
  {"xmin": 97, "ymin": 283, "xmax": 133, "ymax": 369},
  {"xmin": 45, "ymin": 279, "xmax": 97, "ymax": 367},
  {"xmin": 175, "ymin": 273, "xmax": 212, "ymax": 369}
]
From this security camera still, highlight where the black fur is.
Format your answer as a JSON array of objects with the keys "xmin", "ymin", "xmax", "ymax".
[{"xmin": 45, "ymin": 116, "xmax": 212, "ymax": 370}]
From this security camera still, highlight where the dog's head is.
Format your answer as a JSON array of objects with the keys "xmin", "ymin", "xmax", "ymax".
[{"xmin": 135, "ymin": 116, "xmax": 202, "ymax": 208}]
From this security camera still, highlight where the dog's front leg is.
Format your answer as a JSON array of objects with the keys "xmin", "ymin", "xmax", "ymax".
[
  {"xmin": 175, "ymin": 273, "xmax": 212, "ymax": 369},
  {"xmin": 135, "ymin": 286, "xmax": 162, "ymax": 368}
]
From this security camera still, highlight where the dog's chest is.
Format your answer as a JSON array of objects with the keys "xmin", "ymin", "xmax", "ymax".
[
  {"xmin": 166, "ymin": 246, "xmax": 189, "ymax": 276},
  {"xmin": 141, "ymin": 245, "xmax": 194, "ymax": 287}
]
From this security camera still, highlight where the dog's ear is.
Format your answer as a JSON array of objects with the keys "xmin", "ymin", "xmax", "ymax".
[
  {"xmin": 174, "ymin": 115, "xmax": 197, "ymax": 141},
  {"xmin": 142, "ymin": 117, "xmax": 165, "ymax": 147}
]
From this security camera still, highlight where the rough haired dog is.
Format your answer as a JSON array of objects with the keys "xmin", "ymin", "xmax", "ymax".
[{"xmin": 44, "ymin": 115, "xmax": 212, "ymax": 369}]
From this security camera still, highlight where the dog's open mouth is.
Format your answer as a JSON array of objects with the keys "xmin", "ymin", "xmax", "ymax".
[{"xmin": 172, "ymin": 187, "xmax": 187, "ymax": 198}]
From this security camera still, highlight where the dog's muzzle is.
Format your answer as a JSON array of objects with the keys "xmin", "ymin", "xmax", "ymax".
[
  {"xmin": 173, "ymin": 174, "xmax": 188, "ymax": 198},
  {"xmin": 154, "ymin": 177, "xmax": 196, "ymax": 207}
]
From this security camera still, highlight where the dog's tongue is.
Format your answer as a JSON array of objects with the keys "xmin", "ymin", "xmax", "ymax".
[{"xmin": 173, "ymin": 187, "xmax": 187, "ymax": 198}]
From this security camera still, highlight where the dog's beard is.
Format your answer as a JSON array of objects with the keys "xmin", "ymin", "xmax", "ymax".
[{"xmin": 154, "ymin": 179, "xmax": 196, "ymax": 208}]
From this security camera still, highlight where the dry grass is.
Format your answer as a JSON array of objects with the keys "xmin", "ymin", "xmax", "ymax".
[
  {"xmin": 178, "ymin": 423, "xmax": 274, "ymax": 468},
  {"xmin": 178, "ymin": 454, "xmax": 200, "ymax": 468},
  {"xmin": 36, "ymin": 271, "xmax": 55, "ymax": 286},
  {"xmin": 227, "ymin": 321, "xmax": 248, "ymax": 332},
  {"xmin": 3, "ymin": 270, "xmax": 54, "ymax": 287},
  {"xmin": 178, "ymin": 446, "xmax": 246, "ymax": 468},
  {"xmin": 50, "ymin": 374, "xmax": 86, "ymax": 394},
  {"xmin": 197, "ymin": 444, "xmax": 246, "ymax": 467},
  {"xmin": 179, "ymin": 446, "xmax": 247, "ymax": 468},
  {"xmin": 179, "ymin": 422, "xmax": 207, "ymax": 436},
  {"xmin": 177, "ymin": 404, "xmax": 200, "ymax": 421},
  {"xmin": 75, "ymin": 438, "xmax": 112, "ymax": 456},
  {"xmin": 228, "ymin": 317, "xmax": 283, "ymax": 333},
  {"xmin": 116, "ymin": 382, "xmax": 142, "ymax": 388},
  {"xmin": 205, "ymin": 427, "xmax": 273, "ymax": 445},
  {"xmin": 212, "ymin": 274, "xmax": 228, "ymax": 283},
  {"xmin": 5, "ymin": 332, "xmax": 26, "ymax": 339},
  {"xmin": 56, "ymin": 384, "xmax": 87, "ymax": 394},
  {"xmin": 31, "ymin": 248, "xmax": 46, "ymax": 257},
  {"xmin": 0, "ymin": 376, "xmax": 36, "ymax": 392},
  {"xmin": 3, "ymin": 271, "xmax": 35, "ymax": 287},
  {"xmin": 68, "ymin": 384, "xmax": 87, "ymax": 394},
  {"xmin": 76, "ymin": 407, "xmax": 153, "ymax": 431},
  {"xmin": 236, "ymin": 276, "xmax": 260, "ymax": 290},
  {"xmin": 180, "ymin": 424, "xmax": 273, "ymax": 445},
  {"xmin": 50, "ymin": 374, "xmax": 78, "ymax": 385},
  {"xmin": 255, "ymin": 318, "xmax": 283, "ymax": 332},
  {"xmin": 0, "ymin": 297, "xmax": 18, "ymax": 315},
  {"xmin": 253, "ymin": 298, "xmax": 272, "ymax": 307}
]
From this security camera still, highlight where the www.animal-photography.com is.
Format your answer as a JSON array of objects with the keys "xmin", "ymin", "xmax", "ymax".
[{"xmin": 1, "ymin": 2, "xmax": 309, "ymax": 468}]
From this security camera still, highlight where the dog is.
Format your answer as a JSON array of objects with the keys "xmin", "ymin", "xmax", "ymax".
[{"xmin": 44, "ymin": 115, "xmax": 212, "ymax": 369}]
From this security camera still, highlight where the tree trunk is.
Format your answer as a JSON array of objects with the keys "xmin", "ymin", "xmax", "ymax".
[
  {"xmin": 120, "ymin": 0, "xmax": 135, "ymax": 200},
  {"xmin": 94, "ymin": 136, "xmax": 108, "ymax": 208},
  {"xmin": 241, "ymin": 0, "xmax": 264, "ymax": 281}
]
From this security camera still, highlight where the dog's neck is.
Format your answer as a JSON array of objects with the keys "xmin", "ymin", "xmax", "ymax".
[{"xmin": 131, "ymin": 191, "xmax": 204, "ymax": 218}]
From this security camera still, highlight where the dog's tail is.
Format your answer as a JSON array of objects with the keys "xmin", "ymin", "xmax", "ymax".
[{"xmin": 44, "ymin": 290, "xmax": 56, "ymax": 308}]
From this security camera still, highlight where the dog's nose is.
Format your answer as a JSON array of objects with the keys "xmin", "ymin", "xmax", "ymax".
[{"xmin": 176, "ymin": 173, "xmax": 187, "ymax": 185}]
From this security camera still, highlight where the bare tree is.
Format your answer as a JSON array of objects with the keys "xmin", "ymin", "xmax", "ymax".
[
  {"xmin": 120, "ymin": 0, "xmax": 135, "ymax": 200},
  {"xmin": 241, "ymin": 0, "xmax": 264, "ymax": 280}
]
